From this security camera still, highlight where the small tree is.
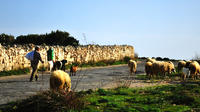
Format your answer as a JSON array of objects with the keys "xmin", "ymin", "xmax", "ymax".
[
  {"xmin": 15, "ymin": 30, "xmax": 80, "ymax": 46},
  {"xmin": 0, "ymin": 33, "xmax": 15, "ymax": 45}
]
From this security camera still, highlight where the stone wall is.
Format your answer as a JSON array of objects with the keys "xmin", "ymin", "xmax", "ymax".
[{"xmin": 0, "ymin": 44, "xmax": 134, "ymax": 71}]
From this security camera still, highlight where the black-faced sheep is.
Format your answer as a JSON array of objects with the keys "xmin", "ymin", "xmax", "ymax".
[
  {"xmin": 128, "ymin": 60, "xmax": 137, "ymax": 74},
  {"xmin": 50, "ymin": 70, "xmax": 71, "ymax": 92},
  {"xmin": 52, "ymin": 59, "xmax": 68, "ymax": 71}
]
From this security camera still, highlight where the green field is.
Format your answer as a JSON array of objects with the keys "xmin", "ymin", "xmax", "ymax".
[{"xmin": 1, "ymin": 83, "xmax": 200, "ymax": 112}]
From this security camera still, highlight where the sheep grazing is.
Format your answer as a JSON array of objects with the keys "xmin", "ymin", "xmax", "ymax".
[
  {"xmin": 188, "ymin": 61, "xmax": 200, "ymax": 80},
  {"xmin": 152, "ymin": 61, "xmax": 175, "ymax": 77},
  {"xmin": 70, "ymin": 65, "xmax": 78, "ymax": 76},
  {"xmin": 50, "ymin": 70, "xmax": 71, "ymax": 92},
  {"xmin": 145, "ymin": 61, "xmax": 153, "ymax": 79},
  {"xmin": 128, "ymin": 60, "xmax": 137, "ymax": 74},
  {"xmin": 177, "ymin": 60, "xmax": 186, "ymax": 73},
  {"xmin": 161, "ymin": 61, "xmax": 176, "ymax": 75}
]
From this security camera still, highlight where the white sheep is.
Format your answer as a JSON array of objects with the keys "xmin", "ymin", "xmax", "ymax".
[
  {"xmin": 128, "ymin": 60, "xmax": 137, "ymax": 74},
  {"xmin": 50, "ymin": 70, "xmax": 71, "ymax": 92}
]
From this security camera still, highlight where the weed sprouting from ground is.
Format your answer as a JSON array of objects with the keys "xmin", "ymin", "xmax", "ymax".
[
  {"xmin": 112, "ymin": 72, "xmax": 135, "ymax": 88},
  {"xmin": 71, "ymin": 67, "xmax": 87, "ymax": 92}
]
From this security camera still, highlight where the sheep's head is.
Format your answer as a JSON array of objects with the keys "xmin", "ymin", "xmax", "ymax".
[
  {"xmin": 171, "ymin": 68, "xmax": 176, "ymax": 73},
  {"xmin": 185, "ymin": 61, "xmax": 192, "ymax": 68},
  {"xmin": 168, "ymin": 61, "xmax": 176, "ymax": 73}
]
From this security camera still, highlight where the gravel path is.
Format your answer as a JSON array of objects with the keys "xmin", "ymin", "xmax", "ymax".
[{"xmin": 0, "ymin": 61, "xmax": 171, "ymax": 105}]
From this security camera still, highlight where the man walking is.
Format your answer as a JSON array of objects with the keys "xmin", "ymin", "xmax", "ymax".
[
  {"xmin": 30, "ymin": 46, "xmax": 44, "ymax": 82},
  {"xmin": 47, "ymin": 47, "xmax": 54, "ymax": 72}
]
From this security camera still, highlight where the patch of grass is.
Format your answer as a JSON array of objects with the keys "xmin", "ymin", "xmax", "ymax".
[
  {"xmin": 2, "ymin": 81, "xmax": 200, "ymax": 111},
  {"xmin": 82, "ymin": 85, "xmax": 199, "ymax": 112},
  {"xmin": 95, "ymin": 61, "xmax": 107, "ymax": 66},
  {"xmin": 0, "ymin": 68, "xmax": 30, "ymax": 77},
  {"xmin": 135, "ymin": 74, "xmax": 148, "ymax": 80},
  {"xmin": 123, "ymin": 56, "xmax": 132, "ymax": 63},
  {"xmin": 112, "ymin": 60, "xmax": 126, "ymax": 65}
]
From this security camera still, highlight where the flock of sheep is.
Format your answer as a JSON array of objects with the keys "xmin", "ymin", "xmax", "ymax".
[
  {"xmin": 177, "ymin": 60, "xmax": 200, "ymax": 80},
  {"xmin": 49, "ymin": 58, "xmax": 200, "ymax": 93},
  {"xmin": 145, "ymin": 58, "xmax": 176, "ymax": 79},
  {"xmin": 128, "ymin": 58, "xmax": 200, "ymax": 80}
]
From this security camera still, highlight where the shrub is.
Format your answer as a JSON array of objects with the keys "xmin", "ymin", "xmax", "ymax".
[
  {"xmin": 0, "ymin": 91, "xmax": 86, "ymax": 112},
  {"xmin": 97, "ymin": 88, "xmax": 107, "ymax": 96},
  {"xmin": 139, "ymin": 57, "xmax": 147, "ymax": 60},
  {"xmin": 0, "ymin": 33, "xmax": 15, "ymax": 45},
  {"xmin": 123, "ymin": 56, "xmax": 131, "ymax": 63},
  {"xmin": 156, "ymin": 57, "xmax": 162, "ymax": 61},
  {"xmin": 163, "ymin": 57, "xmax": 170, "ymax": 61},
  {"xmin": 5, "ymin": 30, "xmax": 80, "ymax": 46},
  {"xmin": 167, "ymin": 95, "xmax": 194, "ymax": 105},
  {"xmin": 95, "ymin": 61, "xmax": 107, "ymax": 66}
]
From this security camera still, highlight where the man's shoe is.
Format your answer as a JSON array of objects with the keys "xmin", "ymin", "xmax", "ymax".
[
  {"xmin": 35, "ymin": 76, "xmax": 38, "ymax": 81},
  {"xmin": 29, "ymin": 77, "xmax": 33, "ymax": 82}
]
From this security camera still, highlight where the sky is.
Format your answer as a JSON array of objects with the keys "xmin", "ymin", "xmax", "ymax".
[{"xmin": 0, "ymin": 0, "xmax": 200, "ymax": 60}]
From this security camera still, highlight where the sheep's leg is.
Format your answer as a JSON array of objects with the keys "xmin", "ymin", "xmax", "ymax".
[
  {"xmin": 197, "ymin": 73, "xmax": 200, "ymax": 79},
  {"xmin": 130, "ymin": 67, "xmax": 133, "ymax": 75},
  {"xmin": 148, "ymin": 73, "xmax": 151, "ymax": 80},
  {"xmin": 191, "ymin": 73, "xmax": 195, "ymax": 80}
]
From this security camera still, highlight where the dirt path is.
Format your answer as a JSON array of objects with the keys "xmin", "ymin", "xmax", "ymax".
[{"xmin": 0, "ymin": 62, "xmax": 171, "ymax": 105}]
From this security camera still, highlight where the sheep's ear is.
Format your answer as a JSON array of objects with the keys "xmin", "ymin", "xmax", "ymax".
[{"xmin": 168, "ymin": 61, "xmax": 172, "ymax": 64}]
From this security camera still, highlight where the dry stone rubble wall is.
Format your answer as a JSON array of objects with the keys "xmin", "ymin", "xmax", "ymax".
[{"xmin": 0, "ymin": 44, "xmax": 134, "ymax": 71}]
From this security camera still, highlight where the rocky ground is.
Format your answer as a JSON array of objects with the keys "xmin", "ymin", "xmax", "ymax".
[{"xmin": 0, "ymin": 61, "xmax": 174, "ymax": 105}]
